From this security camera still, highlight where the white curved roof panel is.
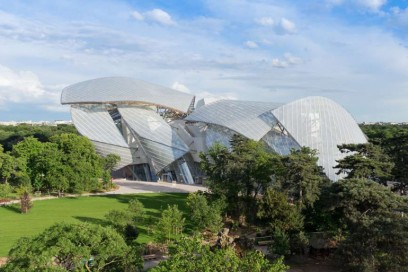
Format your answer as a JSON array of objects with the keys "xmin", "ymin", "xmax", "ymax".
[
  {"xmin": 118, "ymin": 106, "xmax": 189, "ymax": 172},
  {"xmin": 71, "ymin": 105, "xmax": 129, "ymax": 148},
  {"xmin": 61, "ymin": 77, "xmax": 195, "ymax": 113},
  {"xmin": 185, "ymin": 100, "xmax": 282, "ymax": 140},
  {"xmin": 272, "ymin": 96, "xmax": 367, "ymax": 181}
]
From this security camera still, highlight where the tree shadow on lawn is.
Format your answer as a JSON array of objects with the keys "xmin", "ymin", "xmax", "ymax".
[
  {"xmin": 73, "ymin": 216, "xmax": 110, "ymax": 227},
  {"xmin": 1, "ymin": 204, "xmax": 21, "ymax": 214}
]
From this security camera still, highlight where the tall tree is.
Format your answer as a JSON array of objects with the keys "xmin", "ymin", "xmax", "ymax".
[
  {"xmin": 279, "ymin": 147, "xmax": 327, "ymax": 209},
  {"xmin": 50, "ymin": 133, "xmax": 104, "ymax": 193},
  {"xmin": 334, "ymin": 143, "xmax": 394, "ymax": 184},
  {"xmin": 200, "ymin": 134, "xmax": 282, "ymax": 218}
]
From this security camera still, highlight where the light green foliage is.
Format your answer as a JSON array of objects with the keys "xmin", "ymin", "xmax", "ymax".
[
  {"xmin": 127, "ymin": 199, "xmax": 145, "ymax": 220},
  {"xmin": 186, "ymin": 192, "xmax": 225, "ymax": 233},
  {"xmin": 155, "ymin": 205, "xmax": 185, "ymax": 244},
  {"xmin": 0, "ymin": 145, "xmax": 18, "ymax": 184},
  {"xmin": 105, "ymin": 209, "xmax": 133, "ymax": 229},
  {"xmin": 105, "ymin": 199, "xmax": 145, "ymax": 243},
  {"xmin": 50, "ymin": 133, "xmax": 104, "ymax": 193},
  {"xmin": 279, "ymin": 147, "xmax": 327, "ymax": 209},
  {"xmin": 151, "ymin": 235, "xmax": 289, "ymax": 272},
  {"xmin": 0, "ymin": 182, "xmax": 12, "ymax": 199},
  {"xmin": 335, "ymin": 143, "xmax": 394, "ymax": 184},
  {"xmin": 1, "ymin": 222, "xmax": 142, "ymax": 272},
  {"xmin": 0, "ymin": 193, "xmax": 188, "ymax": 257},
  {"xmin": 103, "ymin": 154, "xmax": 120, "ymax": 172}
]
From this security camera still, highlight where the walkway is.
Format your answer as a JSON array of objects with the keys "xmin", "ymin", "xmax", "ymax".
[
  {"xmin": 0, "ymin": 179, "xmax": 207, "ymax": 206},
  {"xmin": 108, "ymin": 179, "xmax": 207, "ymax": 194}
]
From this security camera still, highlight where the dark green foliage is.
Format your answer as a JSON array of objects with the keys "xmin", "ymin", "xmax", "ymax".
[
  {"xmin": 1, "ymin": 222, "xmax": 143, "ymax": 271},
  {"xmin": 360, "ymin": 124, "xmax": 408, "ymax": 187},
  {"xmin": 269, "ymin": 228, "xmax": 290, "ymax": 256},
  {"xmin": 337, "ymin": 215, "xmax": 408, "ymax": 272},
  {"xmin": 200, "ymin": 134, "xmax": 281, "ymax": 219},
  {"xmin": 279, "ymin": 147, "xmax": 328, "ymax": 209},
  {"xmin": 151, "ymin": 235, "xmax": 289, "ymax": 272},
  {"xmin": 257, "ymin": 188, "xmax": 302, "ymax": 232},
  {"xmin": 0, "ymin": 124, "xmax": 78, "ymax": 152},
  {"xmin": 335, "ymin": 143, "xmax": 394, "ymax": 184},
  {"xmin": 186, "ymin": 192, "xmax": 225, "ymax": 233},
  {"xmin": 326, "ymin": 178, "xmax": 407, "ymax": 229},
  {"xmin": 315, "ymin": 178, "xmax": 408, "ymax": 271},
  {"xmin": 383, "ymin": 134, "xmax": 408, "ymax": 188}
]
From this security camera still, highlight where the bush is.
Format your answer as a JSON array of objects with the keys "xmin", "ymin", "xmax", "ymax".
[
  {"xmin": 187, "ymin": 192, "xmax": 225, "ymax": 233},
  {"xmin": 270, "ymin": 228, "xmax": 290, "ymax": 256},
  {"xmin": 155, "ymin": 205, "xmax": 185, "ymax": 244},
  {"xmin": 0, "ymin": 183, "xmax": 12, "ymax": 200}
]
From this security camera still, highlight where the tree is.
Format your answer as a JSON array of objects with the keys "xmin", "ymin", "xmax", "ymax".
[
  {"xmin": 16, "ymin": 185, "xmax": 32, "ymax": 214},
  {"xmin": 384, "ymin": 134, "xmax": 408, "ymax": 190},
  {"xmin": 334, "ymin": 143, "xmax": 394, "ymax": 184},
  {"xmin": 104, "ymin": 199, "xmax": 145, "ymax": 243},
  {"xmin": 337, "ymin": 216, "xmax": 408, "ymax": 272},
  {"xmin": 150, "ymin": 235, "xmax": 288, "ymax": 272},
  {"xmin": 186, "ymin": 192, "xmax": 225, "ymax": 233},
  {"xmin": 50, "ymin": 133, "xmax": 104, "ymax": 193},
  {"xmin": 325, "ymin": 178, "xmax": 407, "ymax": 229},
  {"xmin": 257, "ymin": 188, "xmax": 305, "ymax": 255},
  {"xmin": 321, "ymin": 178, "xmax": 408, "ymax": 271},
  {"xmin": 1, "ymin": 222, "xmax": 143, "ymax": 271},
  {"xmin": 257, "ymin": 188, "xmax": 303, "ymax": 233},
  {"xmin": 0, "ymin": 145, "xmax": 18, "ymax": 184},
  {"xmin": 155, "ymin": 205, "xmax": 185, "ymax": 244},
  {"xmin": 102, "ymin": 154, "xmax": 120, "ymax": 189},
  {"xmin": 279, "ymin": 147, "xmax": 327, "ymax": 209},
  {"xmin": 200, "ymin": 134, "xmax": 282, "ymax": 219}
]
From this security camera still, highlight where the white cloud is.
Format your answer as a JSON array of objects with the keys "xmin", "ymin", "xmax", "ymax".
[
  {"xmin": 196, "ymin": 91, "xmax": 238, "ymax": 106},
  {"xmin": 357, "ymin": 0, "xmax": 387, "ymax": 11},
  {"xmin": 390, "ymin": 7, "xmax": 408, "ymax": 26},
  {"xmin": 280, "ymin": 18, "xmax": 296, "ymax": 33},
  {"xmin": 284, "ymin": 53, "xmax": 302, "ymax": 64},
  {"xmin": 244, "ymin": 40, "xmax": 258, "ymax": 48},
  {"xmin": 0, "ymin": 65, "xmax": 45, "ymax": 103},
  {"xmin": 255, "ymin": 17, "xmax": 274, "ymax": 26},
  {"xmin": 171, "ymin": 81, "xmax": 191, "ymax": 93},
  {"xmin": 271, "ymin": 58, "xmax": 287, "ymax": 68},
  {"xmin": 144, "ymin": 9, "xmax": 175, "ymax": 25},
  {"xmin": 131, "ymin": 10, "xmax": 144, "ymax": 21}
]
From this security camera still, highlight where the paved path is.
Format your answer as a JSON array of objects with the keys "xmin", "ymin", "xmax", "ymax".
[
  {"xmin": 0, "ymin": 179, "xmax": 207, "ymax": 206},
  {"xmin": 108, "ymin": 179, "xmax": 207, "ymax": 194}
]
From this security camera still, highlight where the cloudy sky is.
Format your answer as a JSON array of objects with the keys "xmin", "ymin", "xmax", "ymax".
[{"xmin": 0, "ymin": 0, "xmax": 407, "ymax": 122}]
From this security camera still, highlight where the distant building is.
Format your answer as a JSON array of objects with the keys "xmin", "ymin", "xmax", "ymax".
[{"xmin": 61, "ymin": 77, "xmax": 367, "ymax": 183}]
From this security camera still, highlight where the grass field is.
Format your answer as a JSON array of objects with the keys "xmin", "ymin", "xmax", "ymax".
[{"xmin": 0, "ymin": 193, "xmax": 189, "ymax": 257}]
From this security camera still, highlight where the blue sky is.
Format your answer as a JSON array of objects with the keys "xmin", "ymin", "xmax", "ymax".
[{"xmin": 0, "ymin": 0, "xmax": 407, "ymax": 122}]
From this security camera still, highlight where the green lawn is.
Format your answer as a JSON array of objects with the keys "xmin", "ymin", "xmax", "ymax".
[{"xmin": 0, "ymin": 193, "xmax": 189, "ymax": 257}]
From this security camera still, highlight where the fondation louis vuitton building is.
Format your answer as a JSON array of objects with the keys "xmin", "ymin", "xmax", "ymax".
[{"xmin": 61, "ymin": 77, "xmax": 367, "ymax": 183}]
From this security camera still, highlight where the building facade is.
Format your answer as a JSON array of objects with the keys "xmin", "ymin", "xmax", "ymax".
[{"xmin": 61, "ymin": 77, "xmax": 367, "ymax": 182}]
